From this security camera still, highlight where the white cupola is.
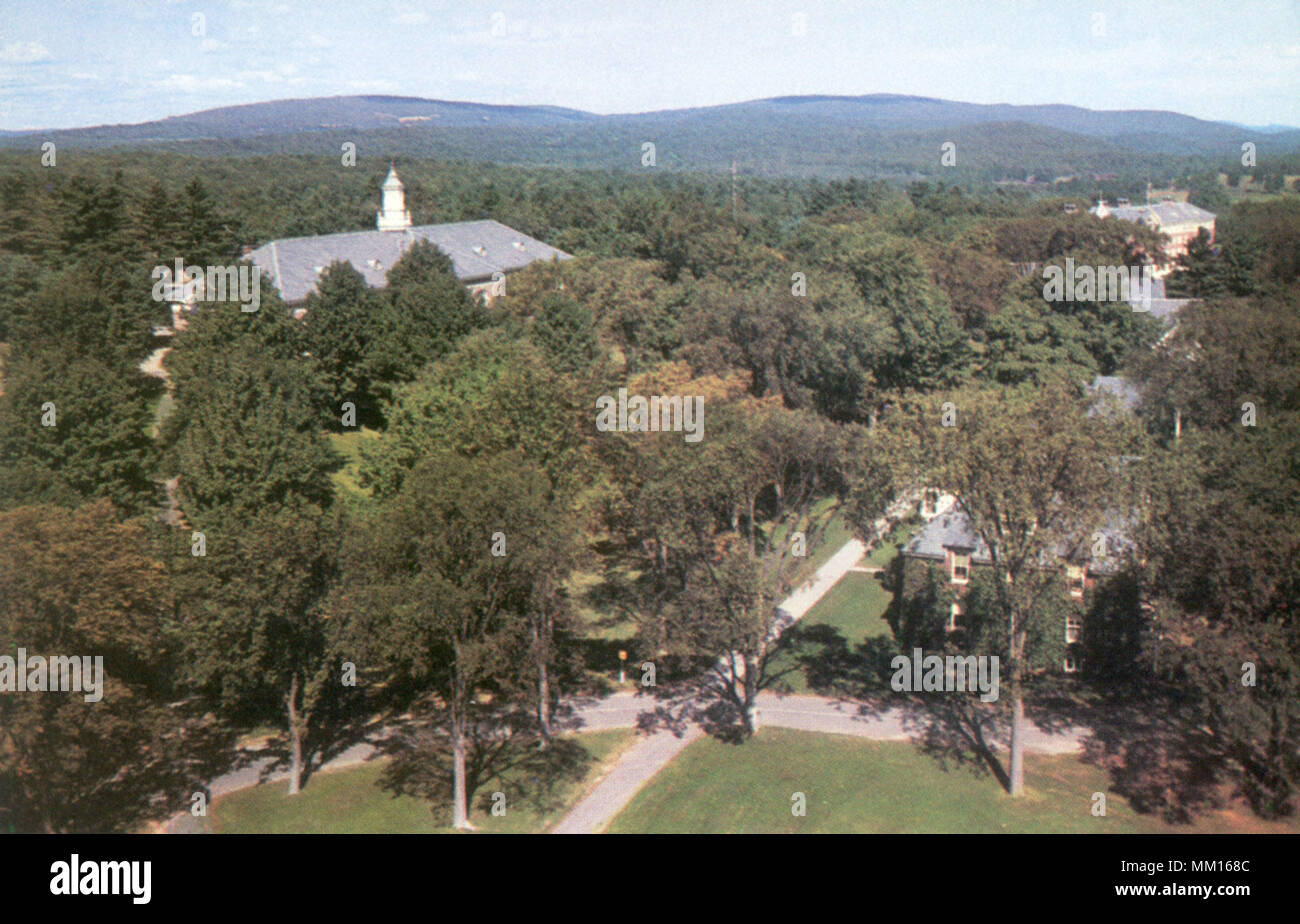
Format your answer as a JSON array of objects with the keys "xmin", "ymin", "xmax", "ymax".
[{"xmin": 376, "ymin": 164, "xmax": 412, "ymax": 232}]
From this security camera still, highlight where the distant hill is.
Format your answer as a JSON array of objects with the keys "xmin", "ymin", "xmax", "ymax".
[
  {"xmin": 5, "ymin": 93, "xmax": 1298, "ymax": 180},
  {"xmin": 0, "ymin": 95, "xmax": 595, "ymax": 146}
]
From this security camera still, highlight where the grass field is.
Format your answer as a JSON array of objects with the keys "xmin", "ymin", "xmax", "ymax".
[
  {"xmin": 767, "ymin": 520, "xmax": 913, "ymax": 693},
  {"xmin": 606, "ymin": 728, "xmax": 1300, "ymax": 834},
  {"xmin": 867, "ymin": 519, "xmax": 919, "ymax": 567},
  {"xmin": 796, "ymin": 509, "xmax": 853, "ymax": 575},
  {"xmin": 327, "ymin": 427, "xmax": 380, "ymax": 501},
  {"xmin": 211, "ymin": 729, "xmax": 635, "ymax": 834},
  {"xmin": 769, "ymin": 570, "xmax": 894, "ymax": 694},
  {"xmin": 575, "ymin": 506, "xmax": 856, "ymax": 653}
]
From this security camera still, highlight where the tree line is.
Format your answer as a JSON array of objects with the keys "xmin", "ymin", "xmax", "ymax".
[{"xmin": 1, "ymin": 152, "xmax": 1297, "ymax": 830}]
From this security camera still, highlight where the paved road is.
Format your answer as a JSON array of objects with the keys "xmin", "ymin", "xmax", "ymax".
[
  {"xmin": 550, "ymin": 726, "xmax": 704, "ymax": 834},
  {"xmin": 547, "ymin": 509, "xmax": 1081, "ymax": 834},
  {"xmin": 168, "ymin": 689, "xmax": 1087, "ymax": 833},
  {"xmin": 170, "ymin": 517, "xmax": 1088, "ymax": 833},
  {"xmin": 544, "ymin": 690, "xmax": 1086, "ymax": 833},
  {"xmin": 562, "ymin": 689, "xmax": 1085, "ymax": 753}
]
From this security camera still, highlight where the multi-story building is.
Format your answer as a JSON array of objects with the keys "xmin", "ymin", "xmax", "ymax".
[
  {"xmin": 899, "ymin": 508, "xmax": 1131, "ymax": 674},
  {"xmin": 1089, "ymin": 198, "xmax": 1216, "ymax": 276}
]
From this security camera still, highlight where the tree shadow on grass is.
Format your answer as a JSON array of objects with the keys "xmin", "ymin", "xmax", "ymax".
[
  {"xmin": 782, "ymin": 622, "xmax": 1014, "ymax": 787},
  {"xmin": 250, "ymin": 683, "xmax": 394, "ymax": 794},
  {"xmin": 374, "ymin": 704, "xmax": 598, "ymax": 825},
  {"xmin": 1031, "ymin": 684, "xmax": 1231, "ymax": 824}
]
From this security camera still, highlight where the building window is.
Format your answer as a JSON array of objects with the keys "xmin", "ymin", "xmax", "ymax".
[
  {"xmin": 1066, "ymin": 564, "xmax": 1085, "ymax": 599},
  {"xmin": 951, "ymin": 553, "xmax": 970, "ymax": 584},
  {"xmin": 1065, "ymin": 615, "xmax": 1082, "ymax": 645},
  {"xmin": 1063, "ymin": 656, "xmax": 1079, "ymax": 674},
  {"xmin": 947, "ymin": 602, "xmax": 962, "ymax": 632}
]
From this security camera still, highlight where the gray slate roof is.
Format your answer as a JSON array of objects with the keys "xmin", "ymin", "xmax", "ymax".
[
  {"xmin": 903, "ymin": 508, "xmax": 1135, "ymax": 574},
  {"xmin": 903, "ymin": 512, "xmax": 992, "ymax": 564},
  {"xmin": 247, "ymin": 219, "xmax": 572, "ymax": 303},
  {"xmin": 1091, "ymin": 200, "xmax": 1216, "ymax": 228}
]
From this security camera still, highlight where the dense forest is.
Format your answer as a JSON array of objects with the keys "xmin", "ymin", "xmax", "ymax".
[{"xmin": 0, "ymin": 148, "xmax": 1297, "ymax": 831}]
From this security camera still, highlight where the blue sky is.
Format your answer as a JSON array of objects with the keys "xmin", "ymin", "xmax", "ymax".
[{"xmin": 1, "ymin": 0, "xmax": 1297, "ymax": 131}]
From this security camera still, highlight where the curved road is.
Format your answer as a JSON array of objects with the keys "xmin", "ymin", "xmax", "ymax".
[{"xmin": 169, "ymin": 518, "xmax": 1089, "ymax": 834}]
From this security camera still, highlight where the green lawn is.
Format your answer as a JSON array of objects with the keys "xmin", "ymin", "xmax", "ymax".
[
  {"xmin": 327, "ymin": 428, "xmax": 380, "ymax": 502},
  {"xmin": 210, "ymin": 729, "xmax": 635, "ymax": 834},
  {"xmin": 798, "ymin": 509, "xmax": 853, "ymax": 574},
  {"xmin": 769, "ymin": 570, "xmax": 894, "ymax": 694},
  {"xmin": 607, "ymin": 728, "xmax": 1300, "ymax": 834},
  {"xmin": 576, "ymin": 505, "xmax": 854, "ymax": 657},
  {"xmin": 801, "ymin": 571, "xmax": 893, "ymax": 639},
  {"xmin": 572, "ymin": 568, "xmax": 638, "ymax": 642},
  {"xmin": 867, "ymin": 519, "xmax": 920, "ymax": 567}
]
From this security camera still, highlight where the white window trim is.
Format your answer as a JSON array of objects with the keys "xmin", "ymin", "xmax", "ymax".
[{"xmin": 1066, "ymin": 564, "xmax": 1085, "ymax": 599}]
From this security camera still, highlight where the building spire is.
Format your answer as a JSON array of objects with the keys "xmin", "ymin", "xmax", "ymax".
[{"xmin": 377, "ymin": 163, "xmax": 412, "ymax": 231}]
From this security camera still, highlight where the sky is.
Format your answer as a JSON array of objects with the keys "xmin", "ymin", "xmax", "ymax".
[{"xmin": 1, "ymin": 0, "xmax": 1298, "ymax": 131}]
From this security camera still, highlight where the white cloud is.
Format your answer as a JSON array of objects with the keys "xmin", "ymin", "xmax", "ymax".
[
  {"xmin": 0, "ymin": 41, "xmax": 51, "ymax": 64},
  {"xmin": 237, "ymin": 69, "xmax": 283, "ymax": 83},
  {"xmin": 156, "ymin": 73, "xmax": 244, "ymax": 91},
  {"xmin": 347, "ymin": 79, "xmax": 399, "ymax": 91}
]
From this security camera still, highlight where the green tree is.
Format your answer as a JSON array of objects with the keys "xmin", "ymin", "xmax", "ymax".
[
  {"xmin": 368, "ymin": 240, "xmax": 486, "ymax": 393},
  {"xmin": 0, "ymin": 349, "xmax": 158, "ymax": 515},
  {"xmin": 0, "ymin": 502, "xmax": 226, "ymax": 832},
  {"xmin": 360, "ymin": 330, "xmax": 588, "ymax": 500},
  {"xmin": 981, "ymin": 297, "xmax": 1097, "ymax": 386},
  {"xmin": 1139, "ymin": 418, "xmax": 1300, "ymax": 816},
  {"xmin": 164, "ymin": 348, "xmax": 338, "ymax": 525},
  {"xmin": 624, "ymin": 404, "xmax": 847, "ymax": 738},
  {"xmin": 303, "ymin": 260, "xmax": 385, "ymax": 426},
  {"xmin": 59, "ymin": 173, "xmax": 128, "ymax": 258},
  {"xmin": 530, "ymin": 292, "xmax": 601, "ymax": 376},
  {"xmin": 175, "ymin": 506, "xmax": 346, "ymax": 795},
  {"xmin": 875, "ymin": 379, "xmax": 1136, "ymax": 796},
  {"xmin": 343, "ymin": 450, "xmax": 567, "ymax": 828},
  {"xmin": 842, "ymin": 236, "xmax": 970, "ymax": 391}
]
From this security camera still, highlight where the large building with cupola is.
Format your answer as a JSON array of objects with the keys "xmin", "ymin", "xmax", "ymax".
[{"xmin": 246, "ymin": 166, "xmax": 571, "ymax": 309}]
